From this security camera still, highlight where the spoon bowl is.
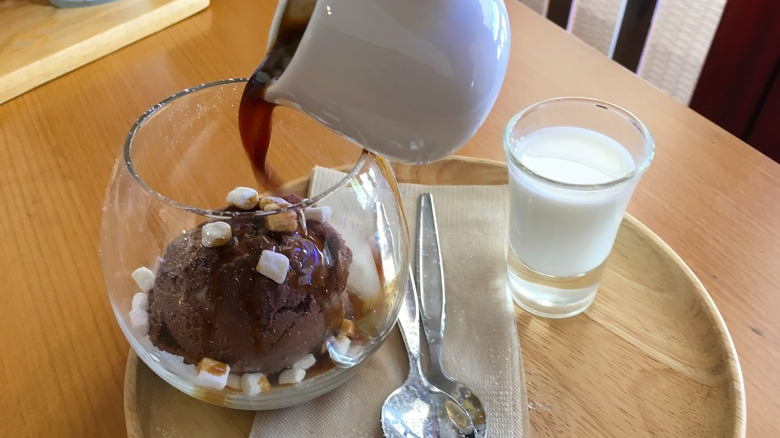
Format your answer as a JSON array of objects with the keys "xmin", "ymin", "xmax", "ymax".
[
  {"xmin": 424, "ymin": 371, "xmax": 487, "ymax": 436},
  {"xmin": 382, "ymin": 377, "xmax": 473, "ymax": 438},
  {"xmin": 381, "ymin": 274, "xmax": 475, "ymax": 438}
]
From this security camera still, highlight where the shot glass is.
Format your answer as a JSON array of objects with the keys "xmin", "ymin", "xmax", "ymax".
[{"xmin": 503, "ymin": 97, "xmax": 654, "ymax": 318}]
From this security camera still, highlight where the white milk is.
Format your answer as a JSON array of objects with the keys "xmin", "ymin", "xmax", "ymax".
[{"xmin": 507, "ymin": 126, "xmax": 637, "ymax": 278}]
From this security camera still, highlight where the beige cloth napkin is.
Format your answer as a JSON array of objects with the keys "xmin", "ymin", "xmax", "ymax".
[{"xmin": 250, "ymin": 168, "xmax": 526, "ymax": 437}]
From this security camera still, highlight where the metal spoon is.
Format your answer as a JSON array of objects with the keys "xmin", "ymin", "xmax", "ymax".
[
  {"xmin": 416, "ymin": 193, "xmax": 488, "ymax": 437},
  {"xmin": 381, "ymin": 271, "xmax": 476, "ymax": 438}
]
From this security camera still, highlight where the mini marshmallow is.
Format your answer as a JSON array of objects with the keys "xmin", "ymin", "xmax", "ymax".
[
  {"xmin": 195, "ymin": 357, "xmax": 230, "ymax": 390},
  {"xmin": 131, "ymin": 267, "xmax": 155, "ymax": 293},
  {"xmin": 278, "ymin": 368, "xmax": 306, "ymax": 385},
  {"xmin": 131, "ymin": 292, "xmax": 149, "ymax": 312},
  {"xmin": 327, "ymin": 335, "xmax": 351, "ymax": 357},
  {"xmin": 129, "ymin": 307, "xmax": 149, "ymax": 334},
  {"xmin": 265, "ymin": 210, "xmax": 298, "ymax": 232},
  {"xmin": 226, "ymin": 187, "xmax": 259, "ymax": 210},
  {"xmin": 344, "ymin": 239, "xmax": 381, "ymax": 300},
  {"xmin": 304, "ymin": 206, "xmax": 332, "ymax": 223},
  {"xmin": 259, "ymin": 196, "xmax": 291, "ymax": 209},
  {"xmin": 156, "ymin": 350, "xmax": 197, "ymax": 379},
  {"xmin": 226, "ymin": 373, "xmax": 242, "ymax": 390},
  {"xmin": 256, "ymin": 250, "xmax": 290, "ymax": 284},
  {"xmin": 339, "ymin": 319, "xmax": 356, "ymax": 338},
  {"xmin": 240, "ymin": 372, "xmax": 271, "ymax": 395},
  {"xmin": 292, "ymin": 354, "xmax": 316, "ymax": 370},
  {"xmin": 201, "ymin": 221, "xmax": 232, "ymax": 247}
]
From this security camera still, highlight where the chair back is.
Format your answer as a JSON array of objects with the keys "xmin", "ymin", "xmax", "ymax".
[{"xmin": 518, "ymin": 0, "xmax": 726, "ymax": 104}]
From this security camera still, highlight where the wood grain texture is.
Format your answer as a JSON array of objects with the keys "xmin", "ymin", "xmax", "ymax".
[
  {"xmin": 0, "ymin": 0, "xmax": 209, "ymax": 104},
  {"xmin": 520, "ymin": 216, "xmax": 743, "ymax": 437},
  {"xmin": 124, "ymin": 158, "xmax": 744, "ymax": 437},
  {"xmin": 0, "ymin": 0, "xmax": 778, "ymax": 436}
]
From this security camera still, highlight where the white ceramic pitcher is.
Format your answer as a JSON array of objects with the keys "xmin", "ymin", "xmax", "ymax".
[{"xmin": 257, "ymin": 0, "xmax": 511, "ymax": 164}]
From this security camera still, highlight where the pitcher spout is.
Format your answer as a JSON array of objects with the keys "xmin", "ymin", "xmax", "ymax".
[{"xmin": 257, "ymin": 0, "xmax": 511, "ymax": 164}]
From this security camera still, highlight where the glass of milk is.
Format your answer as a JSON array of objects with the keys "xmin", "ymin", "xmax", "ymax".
[{"xmin": 503, "ymin": 97, "xmax": 654, "ymax": 318}]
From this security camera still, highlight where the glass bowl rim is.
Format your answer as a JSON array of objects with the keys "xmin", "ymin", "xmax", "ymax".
[{"xmin": 122, "ymin": 77, "xmax": 366, "ymax": 219}]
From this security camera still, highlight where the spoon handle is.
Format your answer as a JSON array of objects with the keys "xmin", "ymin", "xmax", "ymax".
[
  {"xmin": 397, "ymin": 268, "xmax": 424, "ymax": 375},
  {"xmin": 415, "ymin": 193, "xmax": 446, "ymax": 367}
]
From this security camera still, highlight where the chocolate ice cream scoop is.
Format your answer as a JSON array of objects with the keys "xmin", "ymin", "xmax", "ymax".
[{"xmin": 147, "ymin": 207, "xmax": 352, "ymax": 374}]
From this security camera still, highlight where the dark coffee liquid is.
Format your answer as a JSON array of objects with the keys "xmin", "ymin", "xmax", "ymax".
[
  {"xmin": 238, "ymin": 4, "xmax": 312, "ymax": 185},
  {"xmin": 237, "ymin": 78, "xmax": 274, "ymax": 173}
]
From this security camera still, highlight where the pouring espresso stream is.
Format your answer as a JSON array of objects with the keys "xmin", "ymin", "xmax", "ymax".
[{"xmin": 237, "ymin": 0, "xmax": 312, "ymax": 186}]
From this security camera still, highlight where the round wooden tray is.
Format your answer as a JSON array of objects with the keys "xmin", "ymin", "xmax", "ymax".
[{"xmin": 125, "ymin": 157, "xmax": 745, "ymax": 437}]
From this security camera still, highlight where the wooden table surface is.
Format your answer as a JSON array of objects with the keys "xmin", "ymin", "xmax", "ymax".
[{"xmin": 1, "ymin": 1, "xmax": 777, "ymax": 436}]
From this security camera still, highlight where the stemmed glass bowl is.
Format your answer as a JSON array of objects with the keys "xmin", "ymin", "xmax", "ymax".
[{"xmin": 101, "ymin": 79, "xmax": 408, "ymax": 409}]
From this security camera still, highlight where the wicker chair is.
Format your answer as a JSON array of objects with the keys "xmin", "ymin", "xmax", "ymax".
[{"xmin": 518, "ymin": 0, "xmax": 727, "ymax": 104}]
